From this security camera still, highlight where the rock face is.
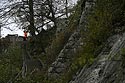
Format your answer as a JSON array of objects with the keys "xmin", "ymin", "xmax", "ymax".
[
  {"xmin": 48, "ymin": 0, "xmax": 125, "ymax": 82},
  {"xmin": 48, "ymin": 31, "xmax": 82, "ymax": 78},
  {"xmin": 69, "ymin": 34, "xmax": 125, "ymax": 83},
  {"xmin": 48, "ymin": 0, "xmax": 96, "ymax": 78}
]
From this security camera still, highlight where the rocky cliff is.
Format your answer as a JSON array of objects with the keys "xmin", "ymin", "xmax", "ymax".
[
  {"xmin": 48, "ymin": 0, "xmax": 96, "ymax": 78},
  {"xmin": 47, "ymin": 0, "xmax": 125, "ymax": 82},
  {"xmin": 69, "ymin": 34, "xmax": 125, "ymax": 83}
]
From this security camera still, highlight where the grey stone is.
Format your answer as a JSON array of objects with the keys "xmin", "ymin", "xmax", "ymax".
[
  {"xmin": 69, "ymin": 33, "xmax": 125, "ymax": 83},
  {"xmin": 48, "ymin": 67, "xmax": 54, "ymax": 73},
  {"xmin": 55, "ymin": 67, "xmax": 65, "ymax": 73},
  {"xmin": 48, "ymin": 0, "xmax": 96, "ymax": 79},
  {"xmin": 55, "ymin": 62, "xmax": 66, "ymax": 68}
]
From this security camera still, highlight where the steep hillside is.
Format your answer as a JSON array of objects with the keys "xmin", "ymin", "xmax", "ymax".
[
  {"xmin": 48, "ymin": 0, "xmax": 95, "ymax": 79},
  {"xmin": 47, "ymin": 0, "xmax": 125, "ymax": 82},
  {"xmin": 1, "ymin": 0, "xmax": 125, "ymax": 83}
]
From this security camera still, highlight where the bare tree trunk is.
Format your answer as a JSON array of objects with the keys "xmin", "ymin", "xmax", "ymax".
[
  {"xmin": 22, "ymin": 41, "xmax": 27, "ymax": 78},
  {"xmin": 65, "ymin": 0, "xmax": 68, "ymax": 18},
  {"xmin": 22, "ymin": 60, "xmax": 27, "ymax": 78},
  {"xmin": 0, "ymin": 25, "xmax": 1, "ymax": 53},
  {"xmin": 29, "ymin": 0, "xmax": 35, "ymax": 36},
  {"xmin": 47, "ymin": 0, "xmax": 57, "ymax": 28}
]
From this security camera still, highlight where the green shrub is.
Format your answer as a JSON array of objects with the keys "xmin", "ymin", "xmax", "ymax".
[
  {"xmin": 81, "ymin": 0, "xmax": 125, "ymax": 62},
  {"xmin": 0, "ymin": 45, "xmax": 22, "ymax": 83}
]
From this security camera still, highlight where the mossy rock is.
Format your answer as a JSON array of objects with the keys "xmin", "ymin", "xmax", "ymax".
[{"xmin": 120, "ymin": 48, "xmax": 125, "ymax": 58}]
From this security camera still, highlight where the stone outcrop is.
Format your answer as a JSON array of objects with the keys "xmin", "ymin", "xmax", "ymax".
[
  {"xmin": 48, "ymin": 0, "xmax": 96, "ymax": 78},
  {"xmin": 47, "ymin": 0, "xmax": 125, "ymax": 82},
  {"xmin": 48, "ymin": 31, "xmax": 82, "ymax": 78},
  {"xmin": 69, "ymin": 33, "xmax": 125, "ymax": 83}
]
